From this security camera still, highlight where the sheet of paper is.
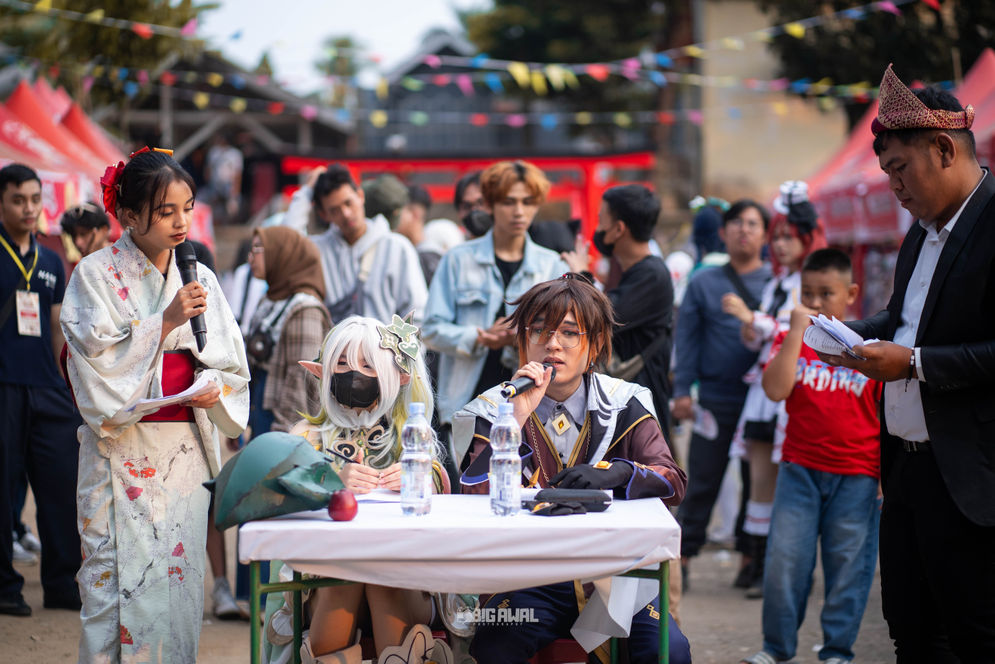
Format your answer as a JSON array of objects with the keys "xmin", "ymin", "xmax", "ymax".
[
  {"xmin": 125, "ymin": 374, "xmax": 214, "ymax": 415},
  {"xmin": 355, "ymin": 488, "xmax": 403, "ymax": 503},
  {"xmin": 803, "ymin": 315, "xmax": 879, "ymax": 358}
]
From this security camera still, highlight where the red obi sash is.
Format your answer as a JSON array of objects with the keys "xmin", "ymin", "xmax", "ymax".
[{"xmin": 141, "ymin": 350, "xmax": 196, "ymax": 422}]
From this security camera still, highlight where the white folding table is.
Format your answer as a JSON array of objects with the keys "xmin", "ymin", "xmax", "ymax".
[{"xmin": 239, "ymin": 492, "xmax": 680, "ymax": 663}]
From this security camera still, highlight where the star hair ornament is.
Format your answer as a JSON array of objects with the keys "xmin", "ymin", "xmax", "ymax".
[
  {"xmin": 871, "ymin": 64, "xmax": 974, "ymax": 136},
  {"xmin": 378, "ymin": 313, "xmax": 420, "ymax": 374}
]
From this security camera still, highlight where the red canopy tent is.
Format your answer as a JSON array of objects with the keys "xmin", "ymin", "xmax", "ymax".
[
  {"xmin": 0, "ymin": 104, "xmax": 80, "ymax": 174},
  {"xmin": 5, "ymin": 80, "xmax": 103, "ymax": 177},
  {"xmin": 61, "ymin": 103, "xmax": 125, "ymax": 165},
  {"xmin": 32, "ymin": 77, "xmax": 71, "ymax": 120}
]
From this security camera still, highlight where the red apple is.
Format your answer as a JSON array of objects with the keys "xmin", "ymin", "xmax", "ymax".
[{"xmin": 327, "ymin": 489, "xmax": 358, "ymax": 521}]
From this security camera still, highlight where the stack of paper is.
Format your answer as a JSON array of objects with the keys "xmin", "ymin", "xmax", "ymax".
[
  {"xmin": 803, "ymin": 314, "xmax": 879, "ymax": 359},
  {"xmin": 125, "ymin": 374, "xmax": 215, "ymax": 415}
]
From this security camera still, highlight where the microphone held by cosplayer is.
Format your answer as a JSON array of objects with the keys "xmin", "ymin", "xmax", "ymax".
[{"xmin": 500, "ymin": 363, "xmax": 557, "ymax": 399}]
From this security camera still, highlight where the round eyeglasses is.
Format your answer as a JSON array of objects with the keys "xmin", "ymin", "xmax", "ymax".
[{"xmin": 526, "ymin": 326, "xmax": 586, "ymax": 349}]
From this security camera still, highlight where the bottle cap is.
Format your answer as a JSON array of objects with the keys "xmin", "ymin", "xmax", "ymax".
[
  {"xmin": 497, "ymin": 402, "xmax": 514, "ymax": 416},
  {"xmin": 408, "ymin": 402, "xmax": 425, "ymax": 416}
]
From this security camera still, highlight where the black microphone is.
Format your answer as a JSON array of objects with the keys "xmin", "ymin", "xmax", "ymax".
[
  {"xmin": 500, "ymin": 363, "xmax": 557, "ymax": 399},
  {"xmin": 174, "ymin": 241, "xmax": 207, "ymax": 351}
]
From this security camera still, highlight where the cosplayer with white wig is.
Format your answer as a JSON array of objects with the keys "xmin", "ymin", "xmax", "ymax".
[
  {"xmin": 264, "ymin": 315, "xmax": 453, "ymax": 664},
  {"xmin": 300, "ymin": 315, "xmax": 439, "ymax": 469}
]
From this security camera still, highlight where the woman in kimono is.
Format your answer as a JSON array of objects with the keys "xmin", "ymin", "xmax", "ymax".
[
  {"xmin": 61, "ymin": 147, "xmax": 249, "ymax": 663},
  {"xmin": 455, "ymin": 274, "xmax": 691, "ymax": 664},
  {"xmin": 263, "ymin": 315, "xmax": 452, "ymax": 664}
]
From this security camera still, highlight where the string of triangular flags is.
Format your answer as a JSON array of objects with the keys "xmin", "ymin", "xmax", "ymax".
[
  {"xmin": 5, "ymin": 0, "xmax": 931, "ymax": 71},
  {"xmin": 1, "ymin": 50, "xmax": 896, "ymax": 106},
  {"xmin": 98, "ymin": 80, "xmax": 957, "ymax": 129}
]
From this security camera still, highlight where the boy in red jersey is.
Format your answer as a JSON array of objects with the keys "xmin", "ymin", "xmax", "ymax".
[{"xmin": 740, "ymin": 248, "xmax": 881, "ymax": 664}]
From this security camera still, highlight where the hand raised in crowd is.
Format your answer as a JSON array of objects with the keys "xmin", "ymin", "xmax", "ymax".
[
  {"xmin": 476, "ymin": 316, "xmax": 516, "ymax": 350},
  {"xmin": 788, "ymin": 304, "xmax": 816, "ymax": 333},
  {"xmin": 670, "ymin": 395, "xmax": 694, "ymax": 422},
  {"xmin": 377, "ymin": 463, "xmax": 403, "ymax": 492},
  {"xmin": 509, "ymin": 361, "xmax": 554, "ymax": 428},
  {"xmin": 305, "ymin": 165, "xmax": 327, "ymax": 188},
  {"xmin": 560, "ymin": 234, "xmax": 590, "ymax": 274},
  {"xmin": 185, "ymin": 382, "xmax": 221, "ymax": 410},
  {"xmin": 721, "ymin": 293, "xmax": 754, "ymax": 325},
  {"xmin": 162, "ymin": 281, "xmax": 207, "ymax": 340},
  {"xmin": 823, "ymin": 341, "xmax": 913, "ymax": 383}
]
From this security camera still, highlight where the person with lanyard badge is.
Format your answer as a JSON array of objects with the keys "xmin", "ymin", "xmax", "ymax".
[
  {"xmin": 61, "ymin": 147, "xmax": 250, "ymax": 661},
  {"xmin": 455, "ymin": 275, "xmax": 691, "ymax": 664},
  {"xmin": 0, "ymin": 163, "xmax": 83, "ymax": 617}
]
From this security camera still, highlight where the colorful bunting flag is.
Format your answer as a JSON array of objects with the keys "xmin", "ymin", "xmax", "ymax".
[{"xmin": 508, "ymin": 62, "xmax": 531, "ymax": 88}]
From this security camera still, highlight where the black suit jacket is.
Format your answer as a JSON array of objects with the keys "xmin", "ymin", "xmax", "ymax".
[{"xmin": 849, "ymin": 171, "xmax": 995, "ymax": 526}]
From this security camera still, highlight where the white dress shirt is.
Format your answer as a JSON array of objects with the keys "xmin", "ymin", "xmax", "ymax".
[{"xmin": 884, "ymin": 172, "xmax": 987, "ymax": 441}]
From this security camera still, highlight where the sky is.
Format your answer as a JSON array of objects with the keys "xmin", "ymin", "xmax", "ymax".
[{"xmin": 198, "ymin": 0, "xmax": 486, "ymax": 93}]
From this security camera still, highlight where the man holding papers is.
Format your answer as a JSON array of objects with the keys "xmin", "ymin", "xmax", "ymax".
[{"xmin": 823, "ymin": 65, "xmax": 995, "ymax": 662}]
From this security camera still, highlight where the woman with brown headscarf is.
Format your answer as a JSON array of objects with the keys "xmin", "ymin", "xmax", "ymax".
[{"xmin": 245, "ymin": 226, "xmax": 331, "ymax": 435}]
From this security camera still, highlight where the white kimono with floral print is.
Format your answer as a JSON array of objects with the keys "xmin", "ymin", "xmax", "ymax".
[{"xmin": 61, "ymin": 231, "xmax": 249, "ymax": 664}]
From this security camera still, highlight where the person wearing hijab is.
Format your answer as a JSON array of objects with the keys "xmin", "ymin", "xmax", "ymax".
[{"xmin": 245, "ymin": 226, "xmax": 332, "ymax": 435}]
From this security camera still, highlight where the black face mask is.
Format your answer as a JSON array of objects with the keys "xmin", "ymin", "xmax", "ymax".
[
  {"xmin": 592, "ymin": 229, "xmax": 615, "ymax": 257},
  {"xmin": 330, "ymin": 371, "xmax": 380, "ymax": 409},
  {"xmin": 462, "ymin": 209, "xmax": 494, "ymax": 238}
]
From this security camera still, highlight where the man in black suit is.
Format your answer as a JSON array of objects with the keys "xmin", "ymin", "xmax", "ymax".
[{"xmin": 826, "ymin": 65, "xmax": 995, "ymax": 662}]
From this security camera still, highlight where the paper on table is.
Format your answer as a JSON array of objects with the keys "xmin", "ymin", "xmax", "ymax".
[
  {"xmin": 355, "ymin": 488, "xmax": 402, "ymax": 503},
  {"xmin": 803, "ymin": 315, "xmax": 879, "ymax": 359},
  {"xmin": 125, "ymin": 374, "xmax": 214, "ymax": 415}
]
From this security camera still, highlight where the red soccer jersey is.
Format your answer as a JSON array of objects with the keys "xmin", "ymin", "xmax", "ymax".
[{"xmin": 770, "ymin": 330, "xmax": 882, "ymax": 479}]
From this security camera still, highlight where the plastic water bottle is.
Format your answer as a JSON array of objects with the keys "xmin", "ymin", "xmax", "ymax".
[
  {"xmin": 489, "ymin": 402, "xmax": 522, "ymax": 516},
  {"xmin": 400, "ymin": 402, "xmax": 433, "ymax": 516}
]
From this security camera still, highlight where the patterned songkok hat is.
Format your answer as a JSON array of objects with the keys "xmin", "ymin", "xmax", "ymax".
[{"xmin": 871, "ymin": 64, "xmax": 974, "ymax": 136}]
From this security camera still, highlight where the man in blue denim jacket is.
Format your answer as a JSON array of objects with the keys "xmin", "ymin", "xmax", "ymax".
[{"xmin": 423, "ymin": 161, "xmax": 568, "ymax": 469}]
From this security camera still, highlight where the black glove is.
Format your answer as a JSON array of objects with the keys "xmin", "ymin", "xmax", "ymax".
[{"xmin": 550, "ymin": 461, "xmax": 633, "ymax": 490}]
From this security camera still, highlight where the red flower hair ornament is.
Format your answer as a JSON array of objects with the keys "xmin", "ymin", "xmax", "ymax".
[{"xmin": 99, "ymin": 146, "xmax": 174, "ymax": 218}]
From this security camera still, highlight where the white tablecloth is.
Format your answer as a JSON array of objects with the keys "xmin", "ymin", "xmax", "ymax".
[{"xmin": 238, "ymin": 493, "xmax": 680, "ymax": 651}]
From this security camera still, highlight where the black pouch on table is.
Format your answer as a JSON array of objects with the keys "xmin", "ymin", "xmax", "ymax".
[{"xmin": 523, "ymin": 488, "xmax": 612, "ymax": 516}]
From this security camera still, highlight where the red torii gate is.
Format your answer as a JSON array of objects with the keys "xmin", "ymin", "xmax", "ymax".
[{"xmin": 281, "ymin": 151, "xmax": 657, "ymax": 238}]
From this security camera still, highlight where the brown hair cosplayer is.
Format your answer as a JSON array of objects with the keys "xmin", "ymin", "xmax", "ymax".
[
  {"xmin": 507, "ymin": 273, "xmax": 617, "ymax": 370},
  {"xmin": 480, "ymin": 160, "xmax": 551, "ymax": 207}
]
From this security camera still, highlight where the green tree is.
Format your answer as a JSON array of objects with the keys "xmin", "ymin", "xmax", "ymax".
[
  {"xmin": 254, "ymin": 51, "xmax": 274, "ymax": 78},
  {"xmin": 460, "ymin": 0, "xmax": 668, "ymax": 146},
  {"xmin": 460, "ymin": 0, "xmax": 700, "ymax": 219},
  {"xmin": 314, "ymin": 36, "xmax": 367, "ymax": 109},
  {"xmin": 756, "ymin": 0, "xmax": 995, "ymax": 127},
  {"xmin": 0, "ymin": 0, "xmax": 213, "ymax": 109}
]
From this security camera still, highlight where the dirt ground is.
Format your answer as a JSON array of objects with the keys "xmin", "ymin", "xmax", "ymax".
[
  {"xmin": 2, "ymin": 504, "xmax": 893, "ymax": 664},
  {"xmin": 3, "ymin": 428, "xmax": 892, "ymax": 663}
]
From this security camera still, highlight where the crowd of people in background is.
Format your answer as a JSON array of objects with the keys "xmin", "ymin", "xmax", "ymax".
[{"xmin": 0, "ymin": 63, "xmax": 993, "ymax": 664}]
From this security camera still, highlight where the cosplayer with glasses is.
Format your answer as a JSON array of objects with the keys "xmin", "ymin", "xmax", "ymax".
[
  {"xmin": 454, "ymin": 274, "xmax": 691, "ymax": 664},
  {"xmin": 721, "ymin": 184, "xmax": 827, "ymax": 596},
  {"xmin": 61, "ymin": 147, "xmax": 250, "ymax": 662},
  {"xmin": 262, "ymin": 315, "xmax": 452, "ymax": 664}
]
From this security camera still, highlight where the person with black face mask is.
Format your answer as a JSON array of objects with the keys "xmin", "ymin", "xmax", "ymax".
[
  {"xmin": 423, "ymin": 161, "xmax": 570, "ymax": 484},
  {"xmin": 561, "ymin": 185, "xmax": 676, "ymax": 439},
  {"xmin": 260, "ymin": 315, "xmax": 452, "ymax": 664}
]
